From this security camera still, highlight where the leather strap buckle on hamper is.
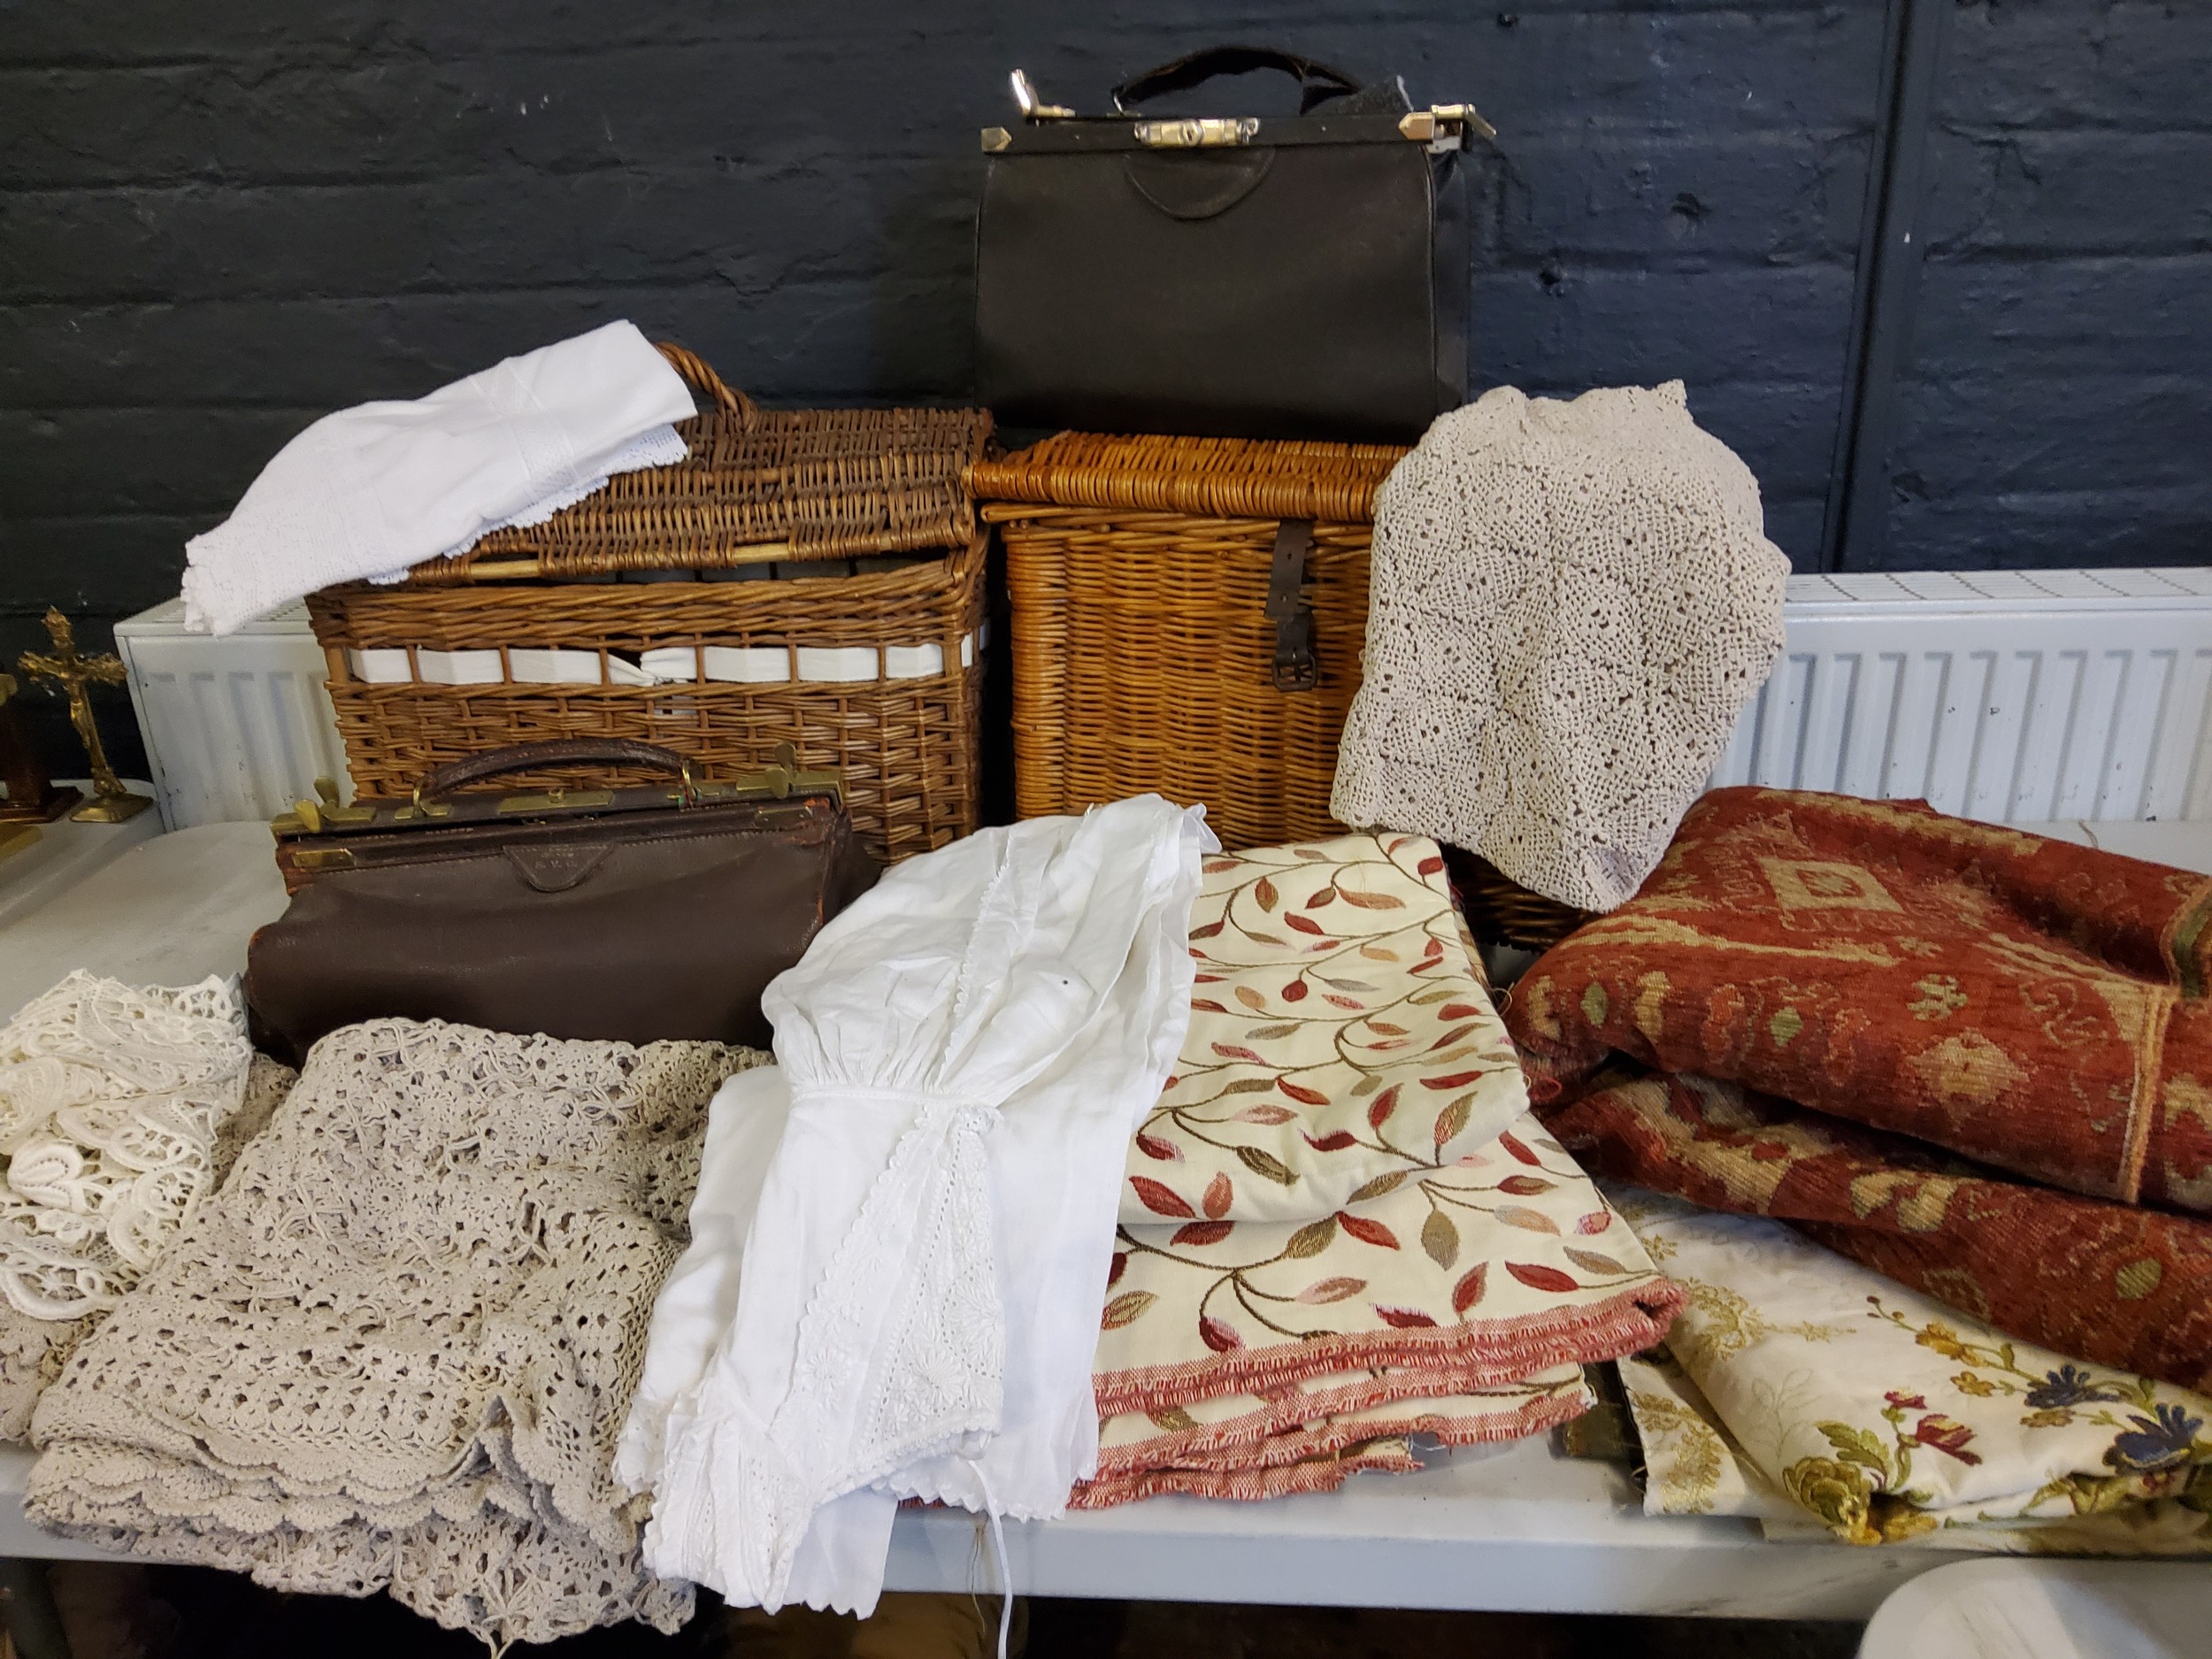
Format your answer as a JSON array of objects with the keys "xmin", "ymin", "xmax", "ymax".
[{"xmin": 1265, "ymin": 518, "xmax": 1318, "ymax": 693}]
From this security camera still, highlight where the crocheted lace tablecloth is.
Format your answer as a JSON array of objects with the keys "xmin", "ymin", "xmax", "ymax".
[{"xmin": 27, "ymin": 1018, "xmax": 760, "ymax": 1649}]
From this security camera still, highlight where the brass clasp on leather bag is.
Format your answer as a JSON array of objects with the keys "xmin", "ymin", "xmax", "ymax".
[{"xmin": 1133, "ymin": 117, "xmax": 1259, "ymax": 149}]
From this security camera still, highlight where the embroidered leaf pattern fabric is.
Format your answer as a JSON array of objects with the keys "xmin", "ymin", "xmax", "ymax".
[
  {"xmin": 27, "ymin": 1018, "xmax": 759, "ymax": 1649},
  {"xmin": 1086, "ymin": 1110, "xmax": 1682, "ymax": 1503},
  {"xmin": 1124, "ymin": 833, "xmax": 1529, "ymax": 1225}
]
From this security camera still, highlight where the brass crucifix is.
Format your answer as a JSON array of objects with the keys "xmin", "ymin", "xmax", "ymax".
[{"xmin": 17, "ymin": 608, "xmax": 153, "ymax": 823}]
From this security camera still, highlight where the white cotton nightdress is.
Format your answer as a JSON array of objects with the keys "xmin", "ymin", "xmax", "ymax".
[{"xmin": 620, "ymin": 795, "xmax": 1213, "ymax": 1616}]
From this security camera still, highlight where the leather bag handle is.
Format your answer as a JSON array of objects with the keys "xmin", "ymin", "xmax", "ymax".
[
  {"xmin": 415, "ymin": 738, "xmax": 695, "ymax": 803},
  {"xmin": 1112, "ymin": 47, "xmax": 1363, "ymax": 115}
]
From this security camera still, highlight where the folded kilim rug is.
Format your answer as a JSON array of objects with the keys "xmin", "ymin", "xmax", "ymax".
[{"xmin": 1508, "ymin": 788, "xmax": 2212, "ymax": 1212}]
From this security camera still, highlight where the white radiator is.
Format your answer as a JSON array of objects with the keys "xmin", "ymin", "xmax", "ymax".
[
  {"xmin": 1712, "ymin": 568, "xmax": 2212, "ymax": 824},
  {"xmin": 111, "ymin": 571, "xmax": 2212, "ymax": 831},
  {"xmin": 114, "ymin": 600, "xmax": 348, "ymax": 830}
]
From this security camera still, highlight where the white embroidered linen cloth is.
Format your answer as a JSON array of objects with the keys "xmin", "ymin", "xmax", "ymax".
[
  {"xmin": 180, "ymin": 319, "xmax": 694, "ymax": 633},
  {"xmin": 633, "ymin": 796, "xmax": 1212, "ymax": 1615}
]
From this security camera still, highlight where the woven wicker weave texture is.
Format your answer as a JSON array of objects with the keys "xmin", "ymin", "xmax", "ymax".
[
  {"xmin": 971, "ymin": 432, "xmax": 1404, "ymax": 854},
  {"xmin": 309, "ymin": 345, "xmax": 991, "ymax": 863},
  {"xmin": 415, "ymin": 344, "xmax": 993, "ymax": 580}
]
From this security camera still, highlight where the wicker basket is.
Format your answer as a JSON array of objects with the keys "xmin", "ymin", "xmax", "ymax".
[
  {"xmin": 969, "ymin": 431, "xmax": 1404, "ymax": 851},
  {"xmin": 307, "ymin": 345, "xmax": 992, "ymax": 862}
]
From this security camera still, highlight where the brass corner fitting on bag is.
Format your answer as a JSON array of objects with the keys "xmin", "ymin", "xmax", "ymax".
[{"xmin": 1400, "ymin": 104, "xmax": 1499, "ymax": 149}]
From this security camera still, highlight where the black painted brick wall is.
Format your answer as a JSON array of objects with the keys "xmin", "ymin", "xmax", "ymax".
[
  {"xmin": 0, "ymin": 1, "xmax": 2203, "ymax": 774},
  {"xmin": 1881, "ymin": 0, "xmax": 2212, "ymax": 571}
]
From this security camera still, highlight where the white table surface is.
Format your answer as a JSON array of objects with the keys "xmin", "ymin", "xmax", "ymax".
[
  {"xmin": 0, "ymin": 785, "xmax": 164, "ymax": 937},
  {"xmin": 1, "ymin": 815, "xmax": 2208, "ymax": 1621}
]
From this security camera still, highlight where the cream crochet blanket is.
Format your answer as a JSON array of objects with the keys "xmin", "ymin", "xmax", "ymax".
[
  {"xmin": 28, "ymin": 1018, "xmax": 759, "ymax": 1648},
  {"xmin": 1331, "ymin": 382, "xmax": 1786, "ymax": 912}
]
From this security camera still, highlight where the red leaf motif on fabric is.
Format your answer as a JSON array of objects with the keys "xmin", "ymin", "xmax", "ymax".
[
  {"xmin": 1171, "ymin": 1220, "xmax": 1233, "ymax": 1248},
  {"xmin": 1302, "ymin": 1130, "xmax": 1358, "ymax": 1152},
  {"xmin": 1421, "ymin": 1071, "xmax": 1484, "ymax": 1091},
  {"xmin": 1495, "ymin": 1205, "xmax": 1560, "ymax": 1234},
  {"xmin": 1130, "ymin": 1177, "xmax": 1195, "ymax": 1218},
  {"xmin": 1499, "ymin": 1131, "xmax": 1542, "ymax": 1166},
  {"xmin": 1452, "ymin": 1263, "xmax": 1488, "ymax": 1314},
  {"xmin": 1417, "ymin": 855, "xmax": 1445, "ymax": 876},
  {"xmin": 1192, "ymin": 1000, "xmax": 1228, "ymax": 1014},
  {"xmin": 1575, "ymin": 1210, "xmax": 1613, "ymax": 1235},
  {"xmin": 1282, "ymin": 979, "xmax": 1310, "ymax": 1002},
  {"xmin": 1108, "ymin": 1252, "xmax": 1127, "ymax": 1287},
  {"xmin": 1427, "ymin": 1025, "xmax": 1477, "ymax": 1051},
  {"xmin": 1337, "ymin": 1212, "xmax": 1401, "ymax": 1250},
  {"xmin": 1296, "ymin": 1277, "xmax": 1366, "ymax": 1304},
  {"xmin": 1308, "ymin": 887, "xmax": 1338, "ymax": 909},
  {"xmin": 1338, "ymin": 888, "xmax": 1405, "ymax": 910},
  {"xmin": 1368, "ymin": 1085, "xmax": 1400, "ymax": 1129},
  {"xmin": 1432, "ymin": 1095, "xmax": 1472, "ymax": 1148},
  {"xmin": 1234, "ymin": 1103, "xmax": 1296, "ymax": 1125},
  {"xmin": 1203, "ymin": 1171, "xmax": 1233, "ymax": 1219},
  {"xmin": 1102, "ymin": 1291, "xmax": 1155, "ymax": 1329},
  {"xmin": 1190, "ymin": 920, "xmax": 1225, "ymax": 939},
  {"xmin": 1498, "ymin": 1174, "xmax": 1554, "ymax": 1196},
  {"xmin": 1423, "ymin": 937, "xmax": 1445, "ymax": 957},
  {"xmin": 1211, "ymin": 1042, "xmax": 1264, "ymax": 1063},
  {"xmin": 1564, "ymin": 1248, "xmax": 1628, "ymax": 1276},
  {"xmin": 1438, "ymin": 1003, "xmax": 1485, "ymax": 1021},
  {"xmin": 1325, "ymin": 995, "xmax": 1364, "ymax": 1010},
  {"xmin": 1254, "ymin": 875, "xmax": 1279, "ymax": 911},
  {"xmin": 1279, "ymin": 1080, "xmax": 1328, "ymax": 1106},
  {"xmin": 1134, "ymin": 1133, "xmax": 1181, "ymax": 1163},
  {"xmin": 1367, "ymin": 1020, "xmax": 1409, "ymax": 1035},
  {"xmin": 1203, "ymin": 859, "xmax": 1240, "ymax": 874},
  {"xmin": 1506, "ymin": 1262, "xmax": 1578, "ymax": 1294},
  {"xmin": 1199, "ymin": 1315, "xmax": 1243, "ymax": 1353},
  {"xmin": 1374, "ymin": 1305, "xmax": 1438, "ymax": 1328},
  {"xmin": 1286, "ymin": 914, "xmax": 1325, "ymax": 936}
]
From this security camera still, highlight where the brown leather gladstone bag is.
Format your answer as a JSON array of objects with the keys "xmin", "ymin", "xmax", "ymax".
[{"xmin": 246, "ymin": 738, "xmax": 879, "ymax": 1062}]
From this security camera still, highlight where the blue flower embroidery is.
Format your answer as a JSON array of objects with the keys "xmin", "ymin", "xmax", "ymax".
[
  {"xmin": 2104, "ymin": 1403, "xmax": 2204, "ymax": 1474},
  {"xmin": 2025, "ymin": 1364, "xmax": 2123, "ymax": 1410}
]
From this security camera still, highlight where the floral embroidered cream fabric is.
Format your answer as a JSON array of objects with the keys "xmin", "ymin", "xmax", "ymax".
[
  {"xmin": 1122, "ymin": 833, "xmax": 1528, "ymax": 1225},
  {"xmin": 28, "ymin": 1018, "xmax": 760, "ymax": 1648},
  {"xmin": 1616, "ymin": 1189, "xmax": 2212, "ymax": 1552}
]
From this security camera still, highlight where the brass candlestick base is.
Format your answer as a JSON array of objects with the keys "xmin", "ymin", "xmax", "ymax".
[
  {"xmin": 17, "ymin": 610, "xmax": 155, "ymax": 827},
  {"xmin": 71, "ymin": 789, "xmax": 154, "ymax": 824}
]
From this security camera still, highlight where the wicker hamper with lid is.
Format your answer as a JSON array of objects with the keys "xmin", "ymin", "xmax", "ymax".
[
  {"xmin": 969, "ymin": 431, "xmax": 1402, "ymax": 851},
  {"xmin": 307, "ymin": 344, "xmax": 993, "ymax": 862}
]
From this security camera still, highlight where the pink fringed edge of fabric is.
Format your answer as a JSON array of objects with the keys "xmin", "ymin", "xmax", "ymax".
[
  {"xmin": 1097, "ymin": 1383, "xmax": 1589, "ymax": 1480},
  {"xmin": 1091, "ymin": 1279, "xmax": 1683, "ymax": 1417},
  {"xmin": 1091, "ymin": 1367, "xmax": 1583, "ymax": 1475},
  {"xmin": 1072, "ymin": 1388, "xmax": 1592, "ymax": 1509},
  {"xmin": 1072, "ymin": 1446, "xmax": 1418, "ymax": 1508}
]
